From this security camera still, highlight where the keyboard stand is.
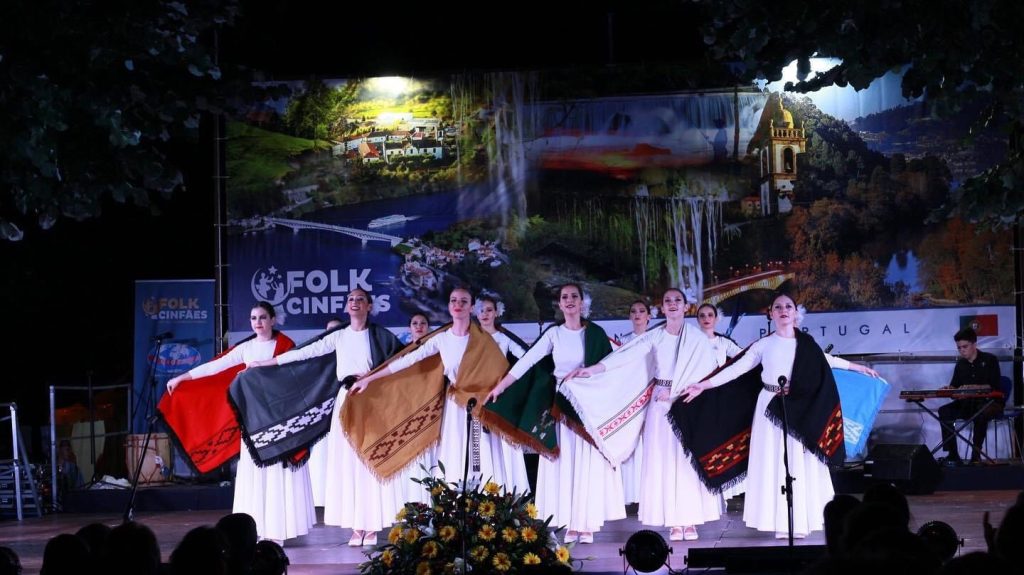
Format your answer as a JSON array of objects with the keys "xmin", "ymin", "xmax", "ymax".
[{"xmin": 909, "ymin": 398, "xmax": 998, "ymax": 464}]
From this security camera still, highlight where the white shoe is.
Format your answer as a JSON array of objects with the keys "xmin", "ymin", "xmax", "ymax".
[
  {"xmin": 564, "ymin": 530, "xmax": 579, "ymax": 543},
  {"xmin": 578, "ymin": 531, "xmax": 594, "ymax": 544},
  {"xmin": 348, "ymin": 530, "xmax": 365, "ymax": 547},
  {"xmin": 362, "ymin": 532, "xmax": 378, "ymax": 546},
  {"xmin": 669, "ymin": 527, "xmax": 685, "ymax": 541},
  {"xmin": 683, "ymin": 526, "xmax": 698, "ymax": 541}
]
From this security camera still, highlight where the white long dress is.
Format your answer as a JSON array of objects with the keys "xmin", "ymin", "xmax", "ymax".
[
  {"xmin": 276, "ymin": 327, "xmax": 405, "ymax": 532},
  {"xmin": 707, "ymin": 333, "xmax": 745, "ymax": 499},
  {"xmin": 704, "ymin": 333, "xmax": 850, "ymax": 536},
  {"xmin": 507, "ymin": 325, "xmax": 625, "ymax": 533},
  {"xmin": 599, "ymin": 326, "xmax": 723, "ymax": 527},
  {"xmin": 616, "ymin": 331, "xmax": 644, "ymax": 505},
  {"xmin": 487, "ymin": 330, "xmax": 530, "ymax": 492},
  {"xmin": 187, "ymin": 338, "xmax": 315, "ymax": 541},
  {"xmin": 388, "ymin": 329, "xmax": 529, "ymax": 492}
]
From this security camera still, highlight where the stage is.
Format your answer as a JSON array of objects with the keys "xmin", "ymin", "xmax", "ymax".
[{"xmin": 1, "ymin": 489, "xmax": 1018, "ymax": 574}]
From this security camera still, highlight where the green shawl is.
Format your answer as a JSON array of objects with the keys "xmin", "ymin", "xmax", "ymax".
[{"xmin": 479, "ymin": 321, "xmax": 612, "ymax": 458}]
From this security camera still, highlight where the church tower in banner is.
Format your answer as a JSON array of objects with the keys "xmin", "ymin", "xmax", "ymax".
[{"xmin": 759, "ymin": 96, "xmax": 806, "ymax": 215}]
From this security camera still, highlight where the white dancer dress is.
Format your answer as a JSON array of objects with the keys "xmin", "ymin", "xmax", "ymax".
[
  {"xmin": 507, "ymin": 325, "xmax": 625, "ymax": 533},
  {"xmin": 187, "ymin": 338, "xmax": 315, "ymax": 541},
  {"xmin": 276, "ymin": 327, "xmax": 405, "ymax": 532},
  {"xmin": 615, "ymin": 331, "xmax": 644, "ymax": 505},
  {"xmin": 388, "ymin": 329, "xmax": 529, "ymax": 492},
  {"xmin": 600, "ymin": 326, "xmax": 722, "ymax": 527},
  {"xmin": 704, "ymin": 333, "xmax": 850, "ymax": 536},
  {"xmin": 707, "ymin": 333, "xmax": 745, "ymax": 500}
]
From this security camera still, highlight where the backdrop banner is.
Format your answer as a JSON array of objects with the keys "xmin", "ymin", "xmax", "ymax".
[{"xmin": 133, "ymin": 279, "xmax": 215, "ymax": 433}]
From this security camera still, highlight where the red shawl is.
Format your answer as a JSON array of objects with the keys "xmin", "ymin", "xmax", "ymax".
[{"xmin": 157, "ymin": 333, "xmax": 295, "ymax": 474}]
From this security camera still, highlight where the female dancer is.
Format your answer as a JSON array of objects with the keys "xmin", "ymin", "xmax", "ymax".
[
  {"xmin": 565, "ymin": 289, "xmax": 721, "ymax": 541},
  {"xmin": 351, "ymin": 287, "xmax": 528, "ymax": 492},
  {"xmin": 696, "ymin": 304, "xmax": 742, "ymax": 368},
  {"xmin": 165, "ymin": 302, "xmax": 314, "ymax": 545},
  {"xmin": 475, "ymin": 296, "xmax": 526, "ymax": 360},
  {"xmin": 403, "ymin": 312, "xmax": 430, "ymax": 345},
  {"xmin": 619, "ymin": 299, "xmax": 652, "ymax": 345},
  {"xmin": 681, "ymin": 293, "xmax": 878, "ymax": 538},
  {"xmin": 486, "ymin": 283, "xmax": 624, "ymax": 544},
  {"xmin": 617, "ymin": 299, "xmax": 652, "ymax": 505},
  {"xmin": 248, "ymin": 288, "xmax": 402, "ymax": 547}
]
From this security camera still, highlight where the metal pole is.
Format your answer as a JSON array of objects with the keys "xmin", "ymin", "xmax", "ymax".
[
  {"xmin": 49, "ymin": 385, "xmax": 57, "ymax": 512},
  {"xmin": 212, "ymin": 28, "xmax": 228, "ymax": 354},
  {"xmin": 1015, "ymin": 218, "xmax": 1023, "ymax": 455},
  {"xmin": 9, "ymin": 404, "xmax": 22, "ymax": 520}
]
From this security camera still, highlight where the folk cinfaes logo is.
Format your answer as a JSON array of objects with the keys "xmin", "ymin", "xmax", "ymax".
[
  {"xmin": 250, "ymin": 266, "xmax": 289, "ymax": 306},
  {"xmin": 143, "ymin": 296, "xmax": 209, "ymax": 320},
  {"xmin": 249, "ymin": 264, "xmax": 391, "ymax": 316}
]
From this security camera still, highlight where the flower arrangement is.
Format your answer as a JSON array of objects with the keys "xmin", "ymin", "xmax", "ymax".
[{"xmin": 360, "ymin": 464, "xmax": 573, "ymax": 575}]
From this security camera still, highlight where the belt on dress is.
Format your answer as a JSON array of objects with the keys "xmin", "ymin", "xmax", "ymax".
[
  {"xmin": 653, "ymin": 378, "xmax": 672, "ymax": 388},
  {"xmin": 762, "ymin": 383, "xmax": 783, "ymax": 393}
]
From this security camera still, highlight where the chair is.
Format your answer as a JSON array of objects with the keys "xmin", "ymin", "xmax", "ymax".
[{"xmin": 987, "ymin": 377, "xmax": 1023, "ymax": 463}]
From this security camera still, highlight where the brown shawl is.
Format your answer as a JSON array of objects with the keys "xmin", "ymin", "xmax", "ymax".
[{"xmin": 341, "ymin": 322, "xmax": 508, "ymax": 480}]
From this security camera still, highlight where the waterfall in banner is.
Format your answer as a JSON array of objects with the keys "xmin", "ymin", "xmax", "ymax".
[
  {"xmin": 487, "ymin": 72, "xmax": 536, "ymax": 243},
  {"xmin": 666, "ymin": 195, "xmax": 724, "ymax": 304}
]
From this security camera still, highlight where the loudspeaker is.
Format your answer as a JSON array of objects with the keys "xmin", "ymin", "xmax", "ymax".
[
  {"xmin": 686, "ymin": 545, "xmax": 827, "ymax": 572},
  {"xmin": 863, "ymin": 443, "xmax": 941, "ymax": 494}
]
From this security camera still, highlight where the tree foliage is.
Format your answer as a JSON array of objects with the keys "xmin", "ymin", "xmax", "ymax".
[
  {"xmin": 0, "ymin": 0, "xmax": 261, "ymax": 240},
  {"xmin": 695, "ymin": 0, "xmax": 1024, "ymax": 228}
]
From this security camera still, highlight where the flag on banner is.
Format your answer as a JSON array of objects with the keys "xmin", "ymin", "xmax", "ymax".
[
  {"xmin": 833, "ymin": 369, "xmax": 890, "ymax": 460},
  {"xmin": 960, "ymin": 314, "xmax": 999, "ymax": 336}
]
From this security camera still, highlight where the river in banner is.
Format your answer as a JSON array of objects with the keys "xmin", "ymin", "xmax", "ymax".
[{"xmin": 227, "ymin": 186, "xmax": 504, "ymax": 331}]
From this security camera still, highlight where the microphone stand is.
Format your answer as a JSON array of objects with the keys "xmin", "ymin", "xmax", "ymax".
[
  {"xmin": 461, "ymin": 397, "xmax": 478, "ymax": 572},
  {"xmin": 777, "ymin": 375, "xmax": 796, "ymax": 553},
  {"xmin": 123, "ymin": 334, "xmax": 169, "ymax": 522}
]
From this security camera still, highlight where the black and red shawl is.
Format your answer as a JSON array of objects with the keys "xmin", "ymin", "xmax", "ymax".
[
  {"xmin": 229, "ymin": 323, "xmax": 401, "ymax": 467},
  {"xmin": 669, "ymin": 330, "xmax": 845, "ymax": 492},
  {"xmin": 157, "ymin": 332, "xmax": 295, "ymax": 474}
]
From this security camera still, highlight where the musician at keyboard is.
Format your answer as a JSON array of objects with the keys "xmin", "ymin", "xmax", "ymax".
[{"xmin": 937, "ymin": 327, "xmax": 1005, "ymax": 466}]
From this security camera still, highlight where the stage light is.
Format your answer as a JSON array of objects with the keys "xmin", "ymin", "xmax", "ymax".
[
  {"xmin": 917, "ymin": 520, "xmax": 962, "ymax": 562},
  {"xmin": 619, "ymin": 529, "xmax": 672, "ymax": 573}
]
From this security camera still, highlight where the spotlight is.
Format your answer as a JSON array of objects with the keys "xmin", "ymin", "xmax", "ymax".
[
  {"xmin": 917, "ymin": 520, "xmax": 963, "ymax": 562},
  {"xmin": 619, "ymin": 529, "xmax": 672, "ymax": 573}
]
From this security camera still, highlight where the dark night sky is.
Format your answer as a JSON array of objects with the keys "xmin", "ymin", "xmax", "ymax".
[{"xmin": 0, "ymin": 2, "xmax": 708, "ymax": 425}]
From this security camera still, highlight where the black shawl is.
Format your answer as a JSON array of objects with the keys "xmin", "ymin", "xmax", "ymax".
[
  {"xmin": 669, "ymin": 330, "xmax": 845, "ymax": 492},
  {"xmin": 229, "ymin": 322, "xmax": 401, "ymax": 467}
]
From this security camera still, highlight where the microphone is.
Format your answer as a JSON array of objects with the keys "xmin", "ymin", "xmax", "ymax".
[
  {"xmin": 150, "ymin": 331, "xmax": 174, "ymax": 341},
  {"xmin": 824, "ymin": 344, "xmax": 834, "ymax": 353},
  {"xmin": 778, "ymin": 375, "xmax": 789, "ymax": 395},
  {"xmin": 466, "ymin": 397, "xmax": 477, "ymax": 413}
]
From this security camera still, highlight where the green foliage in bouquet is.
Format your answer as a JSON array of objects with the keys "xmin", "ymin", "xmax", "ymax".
[{"xmin": 360, "ymin": 465, "xmax": 573, "ymax": 575}]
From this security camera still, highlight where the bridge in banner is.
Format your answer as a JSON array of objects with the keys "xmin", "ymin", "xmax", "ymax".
[
  {"xmin": 701, "ymin": 269, "xmax": 794, "ymax": 307},
  {"xmin": 264, "ymin": 217, "xmax": 403, "ymax": 247}
]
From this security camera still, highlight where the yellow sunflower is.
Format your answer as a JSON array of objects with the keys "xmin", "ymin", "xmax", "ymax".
[
  {"xmin": 501, "ymin": 527, "xmax": 518, "ymax": 543},
  {"xmin": 478, "ymin": 524, "xmax": 497, "ymax": 541},
  {"xmin": 381, "ymin": 549, "xmax": 395, "ymax": 567},
  {"xmin": 520, "ymin": 526, "xmax": 538, "ymax": 543},
  {"xmin": 396, "ymin": 506, "xmax": 408, "ymax": 520},
  {"xmin": 422, "ymin": 541, "xmax": 440, "ymax": 559},
  {"xmin": 491, "ymin": 552, "xmax": 512, "ymax": 572},
  {"xmin": 438, "ymin": 525, "xmax": 457, "ymax": 542},
  {"xmin": 388, "ymin": 525, "xmax": 403, "ymax": 544},
  {"xmin": 469, "ymin": 545, "xmax": 490, "ymax": 562},
  {"xmin": 403, "ymin": 527, "xmax": 421, "ymax": 544},
  {"xmin": 477, "ymin": 501, "xmax": 497, "ymax": 518},
  {"xmin": 430, "ymin": 485, "xmax": 445, "ymax": 497},
  {"xmin": 525, "ymin": 502, "xmax": 538, "ymax": 519},
  {"xmin": 556, "ymin": 545, "xmax": 571, "ymax": 564},
  {"xmin": 416, "ymin": 561, "xmax": 432, "ymax": 575},
  {"xmin": 483, "ymin": 481, "xmax": 501, "ymax": 495},
  {"xmin": 523, "ymin": 552, "xmax": 541, "ymax": 565}
]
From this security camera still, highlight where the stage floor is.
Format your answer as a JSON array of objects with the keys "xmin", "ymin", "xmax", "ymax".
[{"xmin": 1, "ymin": 490, "xmax": 1018, "ymax": 574}]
